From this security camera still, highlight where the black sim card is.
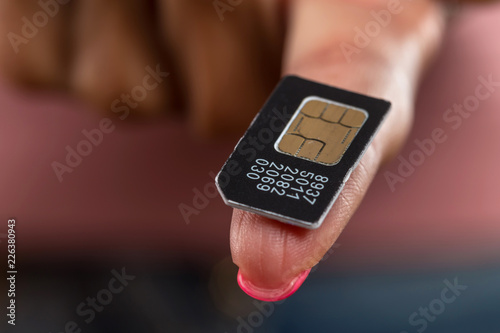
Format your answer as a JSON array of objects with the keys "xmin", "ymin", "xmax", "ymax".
[{"xmin": 216, "ymin": 76, "xmax": 391, "ymax": 229}]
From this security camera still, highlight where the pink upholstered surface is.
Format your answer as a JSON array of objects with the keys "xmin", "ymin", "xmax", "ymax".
[{"xmin": 1, "ymin": 4, "xmax": 499, "ymax": 269}]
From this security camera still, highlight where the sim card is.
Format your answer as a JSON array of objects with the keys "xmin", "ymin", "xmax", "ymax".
[{"xmin": 216, "ymin": 76, "xmax": 390, "ymax": 229}]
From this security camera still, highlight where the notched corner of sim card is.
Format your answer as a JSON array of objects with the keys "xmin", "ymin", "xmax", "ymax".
[
  {"xmin": 214, "ymin": 170, "xmax": 229, "ymax": 205},
  {"xmin": 214, "ymin": 168, "xmax": 243, "ymax": 212}
]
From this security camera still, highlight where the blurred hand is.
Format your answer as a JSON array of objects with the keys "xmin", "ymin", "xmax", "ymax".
[{"xmin": 0, "ymin": 0, "xmax": 284, "ymax": 137}]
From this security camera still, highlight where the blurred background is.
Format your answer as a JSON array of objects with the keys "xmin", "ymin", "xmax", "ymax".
[{"xmin": 0, "ymin": 1, "xmax": 499, "ymax": 332}]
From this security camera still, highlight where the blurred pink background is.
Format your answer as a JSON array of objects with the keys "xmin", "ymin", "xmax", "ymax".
[{"xmin": 1, "ymin": 3, "xmax": 499, "ymax": 270}]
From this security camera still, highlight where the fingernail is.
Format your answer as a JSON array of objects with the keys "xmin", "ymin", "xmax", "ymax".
[{"xmin": 237, "ymin": 268, "xmax": 311, "ymax": 302}]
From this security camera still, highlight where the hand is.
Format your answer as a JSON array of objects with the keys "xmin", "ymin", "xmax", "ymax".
[
  {"xmin": 0, "ymin": 0, "xmax": 284, "ymax": 137},
  {"xmin": 0, "ymin": 0, "xmax": 446, "ymax": 301},
  {"xmin": 230, "ymin": 0, "xmax": 446, "ymax": 301}
]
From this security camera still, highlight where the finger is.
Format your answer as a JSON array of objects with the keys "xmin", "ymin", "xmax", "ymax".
[
  {"xmin": 231, "ymin": 0, "xmax": 446, "ymax": 301},
  {"xmin": 70, "ymin": 0, "xmax": 171, "ymax": 116},
  {"xmin": 232, "ymin": 145, "xmax": 379, "ymax": 301},
  {"xmin": 0, "ymin": 0, "xmax": 72, "ymax": 88},
  {"xmin": 159, "ymin": 0, "xmax": 285, "ymax": 137}
]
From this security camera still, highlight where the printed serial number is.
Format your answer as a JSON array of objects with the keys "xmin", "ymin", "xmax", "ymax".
[{"xmin": 246, "ymin": 159, "xmax": 329, "ymax": 205}]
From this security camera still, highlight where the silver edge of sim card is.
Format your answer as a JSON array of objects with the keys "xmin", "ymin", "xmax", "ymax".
[
  {"xmin": 215, "ymin": 90, "xmax": 391, "ymax": 229},
  {"xmin": 216, "ymin": 154, "xmax": 352, "ymax": 230}
]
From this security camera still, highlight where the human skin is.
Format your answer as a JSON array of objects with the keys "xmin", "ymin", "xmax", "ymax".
[
  {"xmin": 0, "ymin": 0, "xmax": 455, "ymax": 299},
  {"xmin": 230, "ymin": 0, "xmax": 446, "ymax": 300}
]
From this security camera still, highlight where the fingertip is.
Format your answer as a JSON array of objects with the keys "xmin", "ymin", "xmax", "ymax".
[
  {"xmin": 230, "ymin": 209, "xmax": 321, "ymax": 300},
  {"xmin": 237, "ymin": 268, "xmax": 311, "ymax": 302}
]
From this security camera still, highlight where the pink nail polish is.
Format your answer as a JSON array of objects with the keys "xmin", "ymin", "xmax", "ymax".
[{"xmin": 237, "ymin": 268, "xmax": 311, "ymax": 302}]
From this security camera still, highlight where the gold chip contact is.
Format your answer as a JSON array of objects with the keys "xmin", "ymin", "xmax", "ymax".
[{"xmin": 275, "ymin": 97, "xmax": 368, "ymax": 165}]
